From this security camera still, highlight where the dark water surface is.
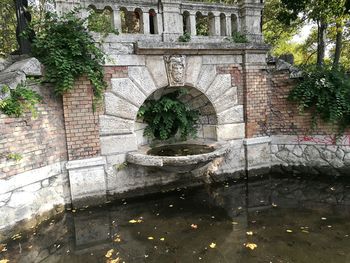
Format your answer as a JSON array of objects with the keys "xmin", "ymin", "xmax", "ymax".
[
  {"xmin": 147, "ymin": 144, "xmax": 215, "ymax": 156},
  {"xmin": 1, "ymin": 175, "xmax": 350, "ymax": 263}
]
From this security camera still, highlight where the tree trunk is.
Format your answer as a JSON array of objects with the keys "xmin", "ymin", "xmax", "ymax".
[
  {"xmin": 333, "ymin": 22, "xmax": 343, "ymax": 69},
  {"xmin": 317, "ymin": 20, "xmax": 327, "ymax": 67}
]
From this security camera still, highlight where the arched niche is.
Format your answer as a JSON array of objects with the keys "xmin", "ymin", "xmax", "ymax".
[
  {"xmin": 120, "ymin": 7, "xmax": 143, "ymax": 33},
  {"xmin": 231, "ymin": 14, "xmax": 238, "ymax": 34},
  {"xmin": 87, "ymin": 5, "xmax": 114, "ymax": 33},
  {"xmin": 196, "ymin": 12, "xmax": 209, "ymax": 36},
  {"xmin": 135, "ymin": 86, "xmax": 218, "ymax": 146},
  {"xmin": 149, "ymin": 9, "xmax": 158, "ymax": 34},
  {"xmin": 183, "ymin": 11, "xmax": 190, "ymax": 34},
  {"xmin": 220, "ymin": 13, "xmax": 227, "ymax": 36}
]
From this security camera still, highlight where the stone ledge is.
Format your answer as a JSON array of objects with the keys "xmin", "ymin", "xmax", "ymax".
[
  {"xmin": 0, "ymin": 162, "xmax": 64, "ymax": 195},
  {"xmin": 244, "ymin": 136, "xmax": 271, "ymax": 146},
  {"xmin": 66, "ymin": 156, "xmax": 106, "ymax": 170},
  {"xmin": 135, "ymin": 42, "xmax": 270, "ymax": 55}
]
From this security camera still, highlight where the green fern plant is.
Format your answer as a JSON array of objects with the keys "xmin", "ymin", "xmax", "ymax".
[{"xmin": 137, "ymin": 90, "xmax": 199, "ymax": 141}]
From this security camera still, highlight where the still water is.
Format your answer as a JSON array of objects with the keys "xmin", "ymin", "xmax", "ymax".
[{"xmin": 1, "ymin": 174, "xmax": 350, "ymax": 263}]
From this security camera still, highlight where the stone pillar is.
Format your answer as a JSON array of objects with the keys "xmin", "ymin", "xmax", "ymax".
[
  {"xmin": 239, "ymin": 0, "xmax": 264, "ymax": 42},
  {"xmin": 161, "ymin": 0, "xmax": 182, "ymax": 42},
  {"xmin": 112, "ymin": 8, "xmax": 122, "ymax": 33},
  {"xmin": 226, "ymin": 15, "xmax": 232, "ymax": 36},
  {"xmin": 214, "ymin": 14, "xmax": 221, "ymax": 36},
  {"xmin": 189, "ymin": 13, "xmax": 197, "ymax": 36},
  {"xmin": 143, "ymin": 11, "xmax": 150, "ymax": 34}
]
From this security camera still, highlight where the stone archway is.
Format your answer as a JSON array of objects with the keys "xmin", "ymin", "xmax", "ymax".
[{"xmin": 99, "ymin": 55, "xmax": 245, "ymax": 158}]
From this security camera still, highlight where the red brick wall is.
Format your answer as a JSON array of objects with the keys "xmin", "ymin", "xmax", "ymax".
[
  {"xmin": 244, "ymin": 66, "xmax": 269, "ymax": 138},
  {"xmin": 62, "ymin": 76, "xmax": 101, "ymax": 160},
  {"xmin": 0, "ymin": 84, "xmax": 67, "ymax": 179},
  {"xmin": 62, "ymin": 66, "xmax": 128, "ymax": 161},
  {"xmin": 268, "ymin": 71, "xmax": 339, "ymax": 135}
]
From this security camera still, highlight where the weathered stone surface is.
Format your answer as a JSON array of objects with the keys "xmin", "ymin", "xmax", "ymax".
[
  {"xmin": 146, "ymin": 56, "xmax": 168, "ymax": 88},
  {"xmin": 106, "ymin": 153, "xmax": 127, "ymax": 166},
  {"xmin": 216, "ymin": 123, "xmax": 245, "ymax": 140},
  {"xmin": 105, "ymin": 55, "xmax": 145, "ymax": 66},
  {"xmin": 99, "ymin": 115, "xmax": 134, "ymax": 135},
  {"xmin": 100, "ymin": 134, "xmax": 137, "ymax": 155},
  {"xmin": 0, "ymin": 71, "xmax": 26, "ymax": 90},
  {"xmin": 128, "ymin": 66, "xmax": 158, "ymax": 96},
  {"xmin": 203, "ymin": 125, "xmax": 217, "ymax": 140},
  {"xmin": 202, "ymin": 55, "xmax": 242, "ymax": 65},
  {"xmin": 206, "ymin": 74, "xmax": 232, "ymax": 102},
  {"xmin": 68, "ymin": 165, "xmax": 107, "ymax": 207},
  {"xmin": 213, "ymin": 87, "xmax": 238, "ymax": 113},
  {"xmin": 196, "ymin": 65, "xmax": 217, "ymax": 93},
  {"xmin": 4, "ymin": 57, "xmax": 42, "ymax": 76},
  {"xmin": 104, "ymin": 92, "xmax": 138, "ymax": 120},
  {"xmin": 185, "ymin": 56, "xmax": 202, "ymax": 87},
  {"xmin": 111, "ymin": 78, "xmax": 146, "ymax": 107},
  {"xmin": 217, "ymin": 105, "xmax": 244, "ymax": 124}
]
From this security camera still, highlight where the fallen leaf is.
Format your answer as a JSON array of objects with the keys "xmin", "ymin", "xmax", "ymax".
[
  {"xmin": 113, "ymin": 236, "xmax": 122, "ymax": 243},
  {"xmin": 160, "ymin": 237, "xmax": 165, "ymax": 241},
  {"xmin": 191, "ymin": 224, "xmax": 198, "ymax": 229},
  {"xmin": 246, "ymin": 231, "xmax": 253, "ymax": 236},
  {"xmin": 11, "ymin": 234, "xmax": 21, "ymax": 240},
  {"xmin": 129, "ymin": 219, "xmax": 143, "ymax": 224},
  {"xmin": 109, "ymin": 257, "xmax": 120, "ymax": 263},
  {"xmin": 232, "ymin": 221, "xmax": 239, "ymax": 225},
  {"xmin": 286, "ymin": 229, "xmax": 293, "ymax": 233},
  {"xmin": 272, "ymin": 203, "xmax": 278, "ymax": 207},
  {"xmin": 321, "ymin": 217, "xmax": 327, "ymax": 220},
  {"xmin": 245, "ymin": 243, "xmax": 258, "ymax": 250},
  {"xmin": 148, "ymin": 237, "xmax": 154, "ymax": 240},
  {"xmin": 105, "ymin": 249, "xmax": 114, "ymax": 258},
  {"xmin": 0, "ymin": 244, "xmax": 7, "ymax": 252},
  {"xmin": 209, "ymin": 242, "xmax": 216, "ymax": 249},
  {"xmin": 0, "ymin": 260, "xmax": 9, "ymax": 263},
  {"xmin": 301, "ymin": 230, "xmax": 309, "ymax": 233}
]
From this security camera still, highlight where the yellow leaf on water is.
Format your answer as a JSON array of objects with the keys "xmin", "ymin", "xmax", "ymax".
[
  {"xmin": 191, "ymin": 224, "xmax": 198, "ymax": 229},
  {"xmin": 286, "ymin": 229, "xmax": 293, "ymax": 233},
  {"xmin": 148, "ymin": 237, "xmax": 154, "ymax": 240},
  {"xmin": 246, "ymin": 231, "xmax": 253, "ymax": 236},
  {"xmin": 129, "ymin": 219, "xmax": 143, "ymax": 224},
  {"xmin": 0, "ymin": 244, "xmax": 7, "ymax": 252},
  {"xmin": 209, "ymin": 243, "xmax": 216, "ymax": 249},
  {"xmin": 109, "ymin": 257, "xmax": 120, "ymax": 263},
  {"xmin": 105, "ymin": 249, "xmax": 114, "ymax": 258},
  {"xmin": 301, "ymin": 230, "xmax": 309, "ymax": 233},
  {"xmin": 232, "ymin": 221, "xmax": 239, "ymax": 225},
  {"xmin": 0, "ymin": 260, "xmax": 9, "ymax": 263},
  {"xmin": 245, "ymin": 243, "xmax": 257, "ymax": 250},
  {"xmin": 160, "ymin": 237, "xmax": 165, "ymax": 241}
]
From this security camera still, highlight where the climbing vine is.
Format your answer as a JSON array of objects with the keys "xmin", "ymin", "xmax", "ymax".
[
  {"xmin": 288, "ymin": 65, "xmax": 350, "ymax": 131},
  {"xmin": 0, "ymin": 84, "xmax": 42, "ymax": 118},
  {"xmin": 137, "ymin": 90, "xmax": 199, "ymax": 141},
  {"xmin": 31, "ymin": 11, "xmax": 107, "ymax": 108}
]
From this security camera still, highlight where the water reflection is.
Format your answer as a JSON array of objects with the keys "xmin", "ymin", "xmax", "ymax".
[{"xmin": 2, "ymin": 175, "xmax": 350, "ymax": 263}]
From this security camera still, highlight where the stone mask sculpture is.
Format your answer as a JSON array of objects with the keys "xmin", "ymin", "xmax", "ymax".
[{"xmin": 165, "ymin": 55, "xmax": 186, "ymax": 87}]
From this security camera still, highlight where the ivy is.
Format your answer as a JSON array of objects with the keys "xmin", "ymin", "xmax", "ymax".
[
  {"xmin": 288, "ymin": 65, "xmax": 350, "ymax": 131},
  {"xmin": 30, "ymin": 11, "xmax": 107, "ymax": 108},
  {"xmin": 88, "ymin": 8, "xmax": 119, "ymax": 36},
  {"xmin": 0, "ymin": 84, "xmax": 42, "ymax": 118},
  {"xmin": 178, "ymin": 32, "xmax": 191, "ymax": 42},
  {"xmin": 228, "ymin": 31, "xmax": 249, "ymax": 43},
  {"xmin": 137, "ymin": 90, "xmax": 199, "ymax": 141}
]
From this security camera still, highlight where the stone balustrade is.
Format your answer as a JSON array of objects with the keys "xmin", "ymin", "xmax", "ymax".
[{"xmin": 54, "ymin": 0, "xmax": 263, "ymax": 42}]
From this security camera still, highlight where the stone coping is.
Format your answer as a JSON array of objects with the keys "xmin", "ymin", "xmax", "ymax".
[
  {"xmin": 271, "ymin": 135, "xmax": 350, "ymax": 146},
  {"xmin": 126, "ymin": 139, "xmax": 230, "ymax": 168},
  {"xmin": 0, "ymin": 162, "xmax": 64, "ymax": 195},
  {"xmin": 66, "ymin": 156, "xmax": 107, "ymax": 170},
  {"xmin": 244, "ymin": 136, "xmax": 271, "ymax": 146},
  {"xmin": 135, "ymin": 42, "xmax": 270, "ymax": 55}
]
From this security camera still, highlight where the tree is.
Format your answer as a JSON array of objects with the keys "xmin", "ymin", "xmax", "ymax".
[{"xmin": 0, "ymin": 0, "xmax": 17, "ymax": 56}]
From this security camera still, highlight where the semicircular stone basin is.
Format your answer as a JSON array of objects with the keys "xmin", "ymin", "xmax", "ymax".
[{"xmin": 126, "ymin": 140, "xmax": 230, "ymax": 173}]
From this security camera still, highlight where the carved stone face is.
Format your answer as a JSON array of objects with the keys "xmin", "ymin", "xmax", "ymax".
[{"xmin": 170, "ymin": 61, "xmax": 184, "ymax": 83}]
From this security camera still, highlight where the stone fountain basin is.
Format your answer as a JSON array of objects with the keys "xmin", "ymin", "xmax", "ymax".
[{"xmin": 126, "ymin": 140, "xmax": 230, "ymax": 173}]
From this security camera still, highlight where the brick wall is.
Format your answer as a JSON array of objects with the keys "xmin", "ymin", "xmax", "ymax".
[
  {"xmin": 0, "ymin": 84, "xmax": 67, "ymax": 179},
  {"xmin": 243, "ymin": 66, "xmax": 269, "ymax": 138},
  {"xmin": 268, "ymin": 70, "xmax": 340, "ymax": 135},
  {"xmin": 62, "ymin": 66, "xmax": 128, "ymax": 161},
  {"xmin": 216, "ymin": 65, "xmax": 243, "ymax": 105}
]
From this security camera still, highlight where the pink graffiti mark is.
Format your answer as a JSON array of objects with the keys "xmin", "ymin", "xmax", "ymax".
[{"xmin": 295, "ymin": 135, "xmax": 350, "ymax": 145}]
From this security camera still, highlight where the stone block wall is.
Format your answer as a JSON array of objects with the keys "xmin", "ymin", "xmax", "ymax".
[{"xmin": 0, "ymin": 83, "xmax": 67, "ymax": 179}]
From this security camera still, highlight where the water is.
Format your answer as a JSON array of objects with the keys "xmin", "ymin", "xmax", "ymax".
[
  {"xmin": 1, "ymin": 175, "xmax": 350, "ymax": 263},
  {"xmin": 147, "ymin": 144, "xmax": 215, "ymax": 156}
]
